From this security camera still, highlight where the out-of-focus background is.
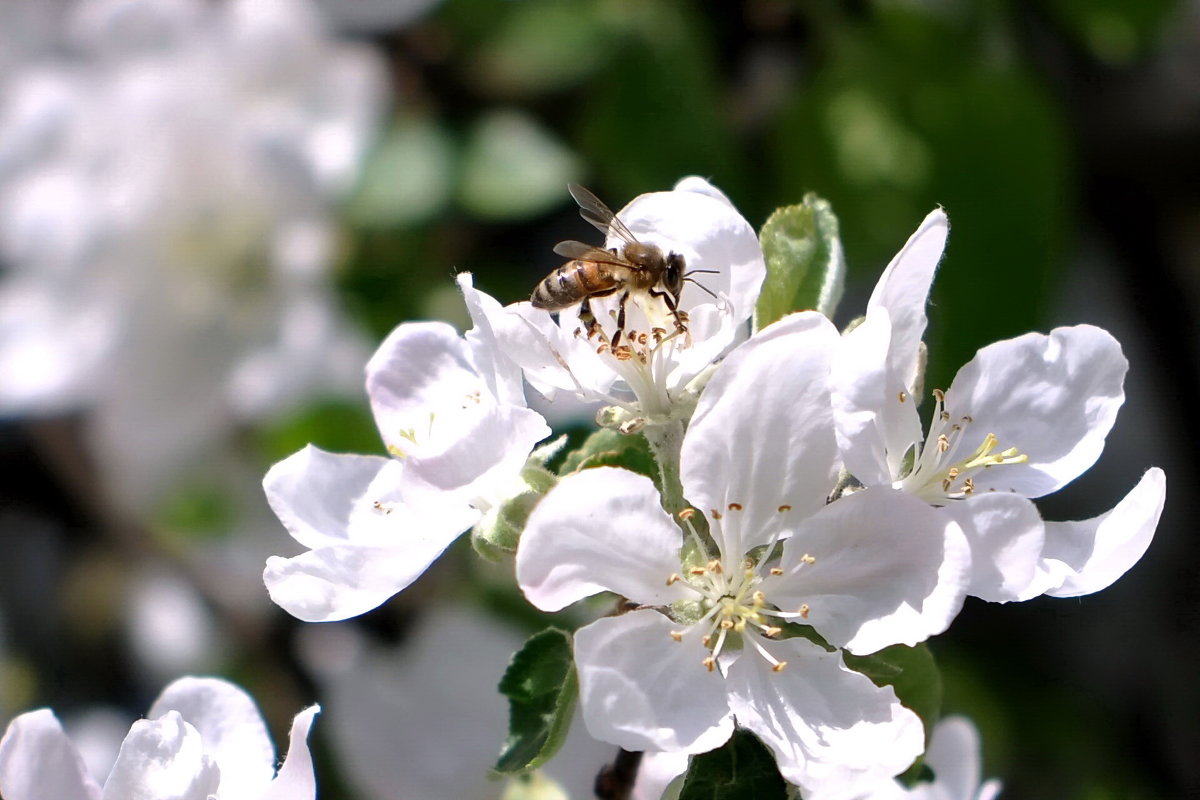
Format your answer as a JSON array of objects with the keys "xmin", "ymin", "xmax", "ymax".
[{"xmin": 0, "ymin": 0, "xmax": 1195, "ymax": 797}]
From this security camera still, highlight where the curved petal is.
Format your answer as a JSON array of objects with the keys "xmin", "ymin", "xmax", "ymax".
[
  {"xmin": 833, "ymin": 308, "xmax": 919, "ymax": 487},
  {"xmin": 516, "ymin": 468, "xmax": 689, "ymax": 611},
  {"xmin": 766, "ymin": 488, "xmax": 970, "ymax": 654},
  {"xmin": 921, "ymin": 716, "xmax": 987, "ymax": 800},
  {"xmin": 456, "ymin": 272, "xmax": 526, "ymax": 406},
  {"xmin": 866, "ymin": 208, "xmax": 948, "ymax": 395},
  {"xmin": 259, "ymin": 705, "xmax": 320, "ymax": 800},
  {"xmin": 0, "ymin": 709, "xmax": 101, "ymax": 800},
  {"xmin": 574, "ymin": 610, "xmax": 734, "ymax": 753},
  {"xmin": 147, "ymin": 678, "xmax": 274, "ymax": 798},
  {"xmin": 1043, "ymin": 467, "xmax": 1165, "ymax": 598},
  {"xmin": 365, "ymin": 321, "xmax": 487, "ymax": 460},
  {"xmin": 726, "ymin": 638, "xmax": 924, "ymax": 797},
  {"xmin": 944, "ymin": 494, "xmax": 1048, "ymax": 603},
  {"xmin": 942, "ymin": 325, "xmax": 1127, "ymax": 498},
  {"xmin": 101, "ymin": 713, "xmax": 220, "ymax": 800},
  {"xmin": 264, "ymin": 525, "xmax": 468, "ymax": 622},
  {"xmin": 682, "ymin": 312, "xmax": 840, "ymax": 556},
  {"xmin": 263, "ymin": 445, "xmax": 392, "ymax": 550}
]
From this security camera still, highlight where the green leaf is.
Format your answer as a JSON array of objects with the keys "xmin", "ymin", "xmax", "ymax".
[
  {"xmin": 557, "ymin": 427, "xmax": 660, "ymax": 491},
  {"xmin": 678, "ymin": 729, "xmax": 788, "ymax": 800},
  {"xmin": 495, "ymin": 628, "xmax": 579, "ymax": 774},
  {"xmin": 459, "ymin": 110, "xmax": 583, "ymax": 221},
  {"xmin": 843, "ymin": 643, "xmax": 942, "ymax": 734},
  {"xmin": 753, "ymin": 195, "xmax": 846, "ymax": 331}
]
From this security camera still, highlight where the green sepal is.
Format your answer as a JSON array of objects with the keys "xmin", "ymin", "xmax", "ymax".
[
  {"xmin": 557, "ymin": 427, "xmax": 660, "ymax": 490},
  {"xmin": 753, "ymin": 195, "xmax": 846, "ymax": 331},
  {"xmin": 678, "ymin": 729, "xmax": 789, "ymax": 800},
  {"xmin": 471, "ymin": 462, "xmax": 559, "ymax": 558},
  {"xmin": 843, "ymin": 642, "xmax": 942, "ymax": 783},
  {"xmin": 494, "ymin": 628, "xmax": 579, "ymax": 774}
]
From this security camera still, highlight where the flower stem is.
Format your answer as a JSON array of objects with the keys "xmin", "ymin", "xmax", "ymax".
[{"xmin": 643, "ymin": 419, "xmax": 687, "ymax": 515}]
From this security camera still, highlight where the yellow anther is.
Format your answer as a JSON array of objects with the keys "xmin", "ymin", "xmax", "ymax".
[
  {"xmin": 733, "ymin": 620, "xmax": 747, "ymax": 633},
  {"xmin": 666, "ymin": 573, "xmax": 681, "ymax": 586},
  {"xmin": 932, "ymin": 388, "xmax": 946, "ymax": 402},
  {"xmin": 728, "ymin": 502, "xmax": 743, "ymax": 511},
  {"xmin": 799, "ymin": 604, "xmax": 810, "ymax": 619},
  {"xmin": 679, "ymin": 508, "xmax": 697, "ymax": 520},
  {"xmin": 938, "ymin": 434, "xmax": 950, "ymax": 453},
  {"xmin": 772, "ymin": 661, "xmax": 788, "ymax": 673},
  {"xmin": 777, "ymin": 504, "xmax": 792, "ymax": 512},
  {"xmin": 762, "ymin": 626, "xmax": 782, "ymax": 638},
  {"xmin": 720, "ymin": 619, "xmax": 734, "ymax": 630},
  {"xmin": 703, "ymin": 657, "xmax": 716, "ymax": 672},
  {"xmin": 801, "ymin": 554, "xmax": 816, "ymax": 565},
  {"xmin": 711, "ymin": 509, "xmax": 723, "ymax": 520},
  {"xmin": 769, "ymin": 567, "xmax": 784, "ymax": 576},
  {"xmin": 898, "ymin": 391, "xmax": 907, "ymax": 403},
  {"xmin": 702, "ymin": 634, "xmax": 712, "ymax": 647},
  {"xmin": 707, "ymin": 560, "xmax": 723, "ymax": 574},
  {"xmin": 669, "ymin": 630, "xmax": 684, "ymax": 642}
]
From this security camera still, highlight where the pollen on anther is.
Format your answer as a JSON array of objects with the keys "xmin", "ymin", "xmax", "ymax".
[
  {"xmin": 669, "ymin": 630, "xmax": 684, "ymax": 642},
  {"xmin": 769, "ymin": 567, "xmax": 784, "ymax": 576},
  {"xmin": 798, "ymin": 603, "xmax": 810, "ymax": 619},
  {"xmin": 772, "ymin": 661, "xmax": 788, "ymax": 673},
  {"xmin": 720, "ymin": 619, "xmax": 734, "ymax": 630},
  {"xmin": 702, "ymin": 657, "xmax": 716, "ymax": 672},
  {"xmin": 679, "ymin": 507, "xmax": 697, "ymax": 521},
  {"xmin": 707, "ymin": 559, "xmax": 723, "ymax": 574},
  {"xmin": 800, "ymin": 554, "xmax": 816, "ymax": 565},
  {"xmin": 898, "ymin": 391, "xmax": 908, "ymax": 403},
  {"xmin": 933, "ymin": 388, "xmax": 946, "ymax": 402},
  {"xmin": 937, "ymin": 434, "xmax": 950, "ymax": 453},
  {"xmin": 728, "ymin": 502, "xmax": 743, "ymax": 511},
  {"xmin": 762, "ymin": 626, "xmax": 782, "ymax": 638},
  {"xmin": 371, "ymin": 500, "xmax": 393, "ymax": 515},
  {"xmin": 777, "ymin": 504, "xmax": 792, "ymax": 513},
  {"xmin": 689, "ymin": 567, "xmax": 707, "ymax": 576},
  {"xmin": 666, "ymin": 573, "xmax": 681, "ymax": 586},
  {"xmin": 711, "ymin": 509, "xmax": 723, "ymax": 520}
]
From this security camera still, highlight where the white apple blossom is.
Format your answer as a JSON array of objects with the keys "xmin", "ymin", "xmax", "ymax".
[
  {"xmin": 263, "ymin": 276, "xmax": 550, "ymax": 621},
  {"xmin": 0, "ymin": 0, "xmax": 385, "ymax": 510},
  {"xmin": 0, "ymin": 676, "xmax": 319, "ymax": 800},
  {"xmin": 478, "ymin": 177, "xmax": 766, "ymax": 424},
  {"xmin": 832, "ymin": 210, "xmax": 1166, "ymax": 602},
  {"xmin": 838, "ymin": 716, "xmax": 1001, "ymax": 800},
  {"xmin": 517, "ymin": 311, "xmax": 971, "ymax": 796}
]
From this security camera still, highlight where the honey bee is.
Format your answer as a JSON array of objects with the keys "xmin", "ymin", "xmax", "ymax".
[{"xmin": 531, "ymin": 184, "xmax": 703, "ymax": 351}]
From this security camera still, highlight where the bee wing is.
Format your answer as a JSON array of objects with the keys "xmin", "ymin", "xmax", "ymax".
[
  {"xmin": 567, "ymin": 183, "xmax": 641, "ymax": 247},
  {"xmin": 552, "ymin": 240, "xmax": 624, "ymax": 262}
]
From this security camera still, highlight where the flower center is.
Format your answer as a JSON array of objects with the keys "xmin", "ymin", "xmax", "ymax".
[{"xmin": 899, "ymin": 389, "xmax": 1028, "ymax": 504}]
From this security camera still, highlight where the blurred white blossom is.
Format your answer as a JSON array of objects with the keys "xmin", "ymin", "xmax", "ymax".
[
  {"xmin": 0, "ymin": 0, "xmax": 387, "ymax": 511},
  {"xmin": 0, "ymin": 676, "xmax": 319, "ymax": 800}
]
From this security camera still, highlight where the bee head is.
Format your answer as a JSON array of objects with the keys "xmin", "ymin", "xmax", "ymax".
[{"xmin": 664, "ymin": 252, "xmax": 686, "ymax": 298}]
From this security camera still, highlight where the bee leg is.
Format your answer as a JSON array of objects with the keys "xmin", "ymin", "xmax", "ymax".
[
  {"xmin": 612, "ymin": 291, "xmax": 630, "ymax": 350},
  {"xmin": 579, "ymin": 298, "xmax": 602, "ymax": 340},
  {"xmin": 652, "ymin": 288, "xmax": 688, "ymax": 335}
]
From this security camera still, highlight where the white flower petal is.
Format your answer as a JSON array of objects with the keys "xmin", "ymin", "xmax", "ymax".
[
  {"xmin": 147, "ymin": 677, "xmax": 274, "ymax": 799},
  {"xmin": 942, "ymin": 325, "xmax": 1127, "ymax": 498},
  {"xmin": 263, "ymin": 445, "xmax": 392, "ymax": 549},
  {"xmin": 944, "ymin": 494, "xmax": 1049, "ymax": 603},
  {"xmin": 1043, "ymin": 467, "xmax": 1165, "ymax": 598},
  {"xmin": 682, "ymin": 312, "xmax": 840, "ymax": 555},
  {"xmin": 264, "ymin": 534, "xmax": 466, "ymax": 623},
  {"xmin": 259, "ymin": 705, "xmax": 320, "ymax": 800},
  {"xmin": 768, "ymin": 488, "xmax": 970, "ymax": 654},
  {"xmin": 726, "ymin": 638, "xmax": 924, "ymax": 797},
  {"xmin": 0, "ymin": 709, "xmax": 101, "ymax": 800},
  {"xmin": 457, "ymin": 272, "xmax": 526, "ymax": 407},
  {"xmin": 366, "ymin": 321, "xmax": 486, "ymax": 459},
  {"xmin": 921, "ymin": 716, "xmax": 987, "ymax": 800},
  {"xmin": 574, "ymin": 611, "xmax": 734, "ymax": 753},
  {"xmin": 833, "ymin": 308, "xmax": 913, "ymax": 487},
  {"xmin": 866, "ymin": 208, "xmax": 948, "ymax": 394},
  {"xmin": 101, "ymin": 713, "xmax": 219, "ymax": 800},
  {"xmin": 516, "ymin": 468, "xmax": 689, "ymax": 611}
]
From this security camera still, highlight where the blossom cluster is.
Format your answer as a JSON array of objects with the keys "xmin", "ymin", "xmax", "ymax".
[{"xmin": 259, "ymin": 177, "xmax": 1165, "ymax": 796}]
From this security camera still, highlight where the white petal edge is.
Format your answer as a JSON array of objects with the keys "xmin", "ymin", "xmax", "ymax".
[
  {"xmin": 259, "ymin": 705, "xmax": 320, "ymax": 800},
  {"xmin": 1043, "ymin": 467, "xmax": 1165, "ymax": 598},
  {"xmin": 147, "ymin": 677, "xmax": 274, "ymax": 798},
  {"xmin": 0, "ymin": 709, "xmax": 101, "ymax": 800},
  {"xmin": 726, "ymin": 638, "xmax": 925, "ymax": 797},
  {"xmin": 944, "ymin": 494, "xmax": 1049, "ymax": 603},
  {"xmin": 574, "ymin": 610, "xmax": 734, "ymax": 754},
  {"xmin": 516, "ymin": 467, "xmax": 689, "ymax": 611}
]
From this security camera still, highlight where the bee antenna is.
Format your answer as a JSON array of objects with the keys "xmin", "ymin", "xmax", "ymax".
[
  {"xmin": 685, "ymin": 269, "xmax": 720, "ymax": 276},
  {"xmin": 684, "ymin": 275, "xmax": 720, "ymax": 301}
]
